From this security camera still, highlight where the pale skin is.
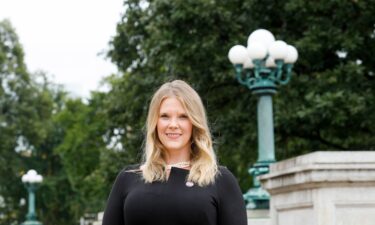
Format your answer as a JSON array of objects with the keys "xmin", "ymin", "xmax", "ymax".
[{"xmin": 157, "ymin": 97, "xmax": 193, "ymax": 177}]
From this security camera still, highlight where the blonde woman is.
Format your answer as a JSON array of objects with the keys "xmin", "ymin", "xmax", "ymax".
[{"xmin": 102, "ymin": 80, "xmax": 247, "ymax": 225}]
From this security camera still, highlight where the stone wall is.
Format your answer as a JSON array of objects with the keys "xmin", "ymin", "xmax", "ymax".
[{"xmin": 259, "ymin": 151, "xmax": 375, "ymax": 225}]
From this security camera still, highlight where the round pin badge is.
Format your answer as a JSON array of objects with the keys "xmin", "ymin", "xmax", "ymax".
[{"xmin": 186, "ymin": 181, "xmax": 194, "ymax": 187}]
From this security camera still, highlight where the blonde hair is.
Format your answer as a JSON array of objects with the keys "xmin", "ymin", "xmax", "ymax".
[{"xmin": 142, "ymin": 80, "xmax": 218, "ymax": 186}]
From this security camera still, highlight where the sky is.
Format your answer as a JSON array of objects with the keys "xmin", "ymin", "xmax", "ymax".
[{"xmin": 0, "ymin": 0, "xmax": 124, "ymax": 98}]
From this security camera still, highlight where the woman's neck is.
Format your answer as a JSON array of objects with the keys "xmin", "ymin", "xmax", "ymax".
[{"xmin": 165, "ymin": 153, "xmax": 191, "ymax": 165}]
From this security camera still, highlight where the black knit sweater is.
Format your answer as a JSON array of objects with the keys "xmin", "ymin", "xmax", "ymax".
[{"xmin": 102, "ymin": 165, "xmax": 247, "ymax": 225}]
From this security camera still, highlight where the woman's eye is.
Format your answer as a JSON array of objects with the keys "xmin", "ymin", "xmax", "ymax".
[
  {"xmin": 180, "ymin": 115, "xmax": 188, "ymax": 119},
  {"xmin": 160, "ymin": 114, "xmax": 168, "ymax": 118}
]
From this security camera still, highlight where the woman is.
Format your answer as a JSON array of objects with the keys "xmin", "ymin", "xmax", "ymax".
[{"xmin": 102, "ymin": 80, "xmax": 247, "ymax": 225}]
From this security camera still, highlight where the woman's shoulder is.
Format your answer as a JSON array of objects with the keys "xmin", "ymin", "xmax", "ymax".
[
  {"xmin": 216, "ymin": 165, "xmax": 238, "ymax": 183},
  {"xmin": 110, "ymin": 164, "xmax": 142, "ymax": 194},
  {"xmin": 217, "ymin": 165, "xmax": 232, "ymax": 175},
  {"xmin": 122, "ymin": 163, "xmax": 143, "ymax": 174},
  {"xmin": 215, "ymin": 165, "xmax": 243, "ymax": 196},
  {"xmin": 113, "ymin": 164, "xmax": 142, "ymax": 185}
]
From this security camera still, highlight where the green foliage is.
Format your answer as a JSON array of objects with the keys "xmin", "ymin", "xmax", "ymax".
[
  {"xmin": 0, "ymin": 19, "xmax": 37, "ymax": 224},
  {"xmin": 1, "ymin": 0, "xmax": 375, "ymax": 223},
  {"xmin": 53, "ymin": 93, "xmax": 111, "ymax": 214},
  {"xmin": 1, "ymin": 19, "xmax": 132, "ymax": 225},
  {"xmin": 0, "ymin": 19, "xmax": 72, "ymax": 225},
  {"xmin": 106, "ymin": 0, "xmax": 262, "ymax": 188},
  {"xmin": 107, "ymin": 0, "xmax": 375, "ymax": 191}
]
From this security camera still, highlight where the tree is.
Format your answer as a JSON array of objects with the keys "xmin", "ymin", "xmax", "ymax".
[
  {"xmin": 106, "ymin": 0, "xmax": 375, "ymax": 191},
  {"xmin": 53, "ymin": 92, "xmax": 111, "ymax": 215},
  {"xmin": 0, "ymin": 19, "xmax": 79, "ymax": 225},
  {"xmin": 0, "ymin": 18, "xmax": 131, "ymax": 225},
  {"xmin": 0, "ymin": 19, "xmax": 68, "ymax": 224}
]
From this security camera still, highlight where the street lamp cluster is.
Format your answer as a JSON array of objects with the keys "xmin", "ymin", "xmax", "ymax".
[
  {"xmin": 21, "ymin": 169, "xmax": 43, "ymax": 225},
  {"xmin": 228, "ymin": 29, "xmax": 298, "ymax": 209},
  {"xmin": 228, "ymin": 29, "xmax": 298, "ymax": 94},
  {"xmin": 22, "ymin": 170, "xmax": 43, "ymax": 184}
]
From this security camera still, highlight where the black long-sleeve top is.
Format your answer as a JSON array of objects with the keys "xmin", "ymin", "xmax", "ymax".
[{"xmin": 102, "ymin": 165, "xmax": 247, "ymax": 225}]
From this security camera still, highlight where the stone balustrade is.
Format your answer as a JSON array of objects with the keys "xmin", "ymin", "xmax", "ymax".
[{"xmin": 259, "ymin": 151, "xmax": 375, "ymax": 225}]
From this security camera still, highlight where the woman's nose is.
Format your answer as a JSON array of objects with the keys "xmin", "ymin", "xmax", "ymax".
[{"xmin": 168, "ymin": 118, "xmax": 178, "ymax": 128}]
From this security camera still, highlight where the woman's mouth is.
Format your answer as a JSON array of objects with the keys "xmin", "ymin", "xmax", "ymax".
[{"xmin": 166, "ymin": 133, "xmax": 181, "ymax": 138}]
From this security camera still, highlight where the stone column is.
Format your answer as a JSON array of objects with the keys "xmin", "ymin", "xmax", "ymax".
[{"xmin": 259, "ymin": 151, "xmax": 375, "ymax": 225}]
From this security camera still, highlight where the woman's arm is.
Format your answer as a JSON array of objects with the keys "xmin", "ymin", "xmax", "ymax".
[
  {"xmin": 217, "ymin": 167, "xmax": 248, "ymax": 225},
  {"xmin": 102, "ymin": 170, "xmax": 127, "ymax": 225}
]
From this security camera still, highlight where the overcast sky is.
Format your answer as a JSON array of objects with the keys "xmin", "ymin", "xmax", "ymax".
[{"xmin": 0, "ymin": 0, "xmax": 124, "ymax": 98}]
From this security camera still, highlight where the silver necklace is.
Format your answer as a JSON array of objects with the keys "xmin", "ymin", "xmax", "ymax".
[{"xmin": 165, "ymin": 161, "xmax": 191, "ymax": 170}]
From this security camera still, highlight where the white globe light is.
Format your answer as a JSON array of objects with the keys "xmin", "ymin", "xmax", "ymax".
[
  {"xmin": 268, "ymin": 40, "xmax": 288, "ymax": 60},
  {"xmin": 247, "ymin": 42, "xmax": 267, "ymax": 60},
  {"xmin": 35, "ymin": 175, "xmax": 43, "ymax": 183},
  {"xmin": 22, "ymin": 175, "xmax": 28, "ymax": 183},
  {"xmin": 228, "ymin": 45, "xmax": 248, "ymax": 64},
  {"xmin": 247, "ymin": 29, "xmax": 275, "ymax": 49},
  {"xmin": 243, "ymin": 57, "xmax": 254, "ymax": 69},
  {"xmin": 284, "ymin": 45, "xmax": 298, "ymax": 63},
  {"xmin": 20, "ymin": 198, "xmax": 26, "ymax": 206},
  {"xmin": 22, "ymin": 169, "xmax": 43, "ymax": 183},
  {"xmin": 28, "ymin": 170, "xmax": 37, "ymax": 177},
  {"xmin": 265, "ymin": 57, "xmax": 277, "ymax": 68},
  {"xmin": 29, "ymin": 176, "xmax": 37, "ymax": 183}
]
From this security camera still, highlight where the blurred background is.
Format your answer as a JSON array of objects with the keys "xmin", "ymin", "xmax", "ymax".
[{"xmin": 0, "ymin": 0, "xmax": 374, "ymax": 224}]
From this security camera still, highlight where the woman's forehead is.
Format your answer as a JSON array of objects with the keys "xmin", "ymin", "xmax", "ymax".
[{"xmin": 159, "ymin": 97, "xmax": 185, "ymax": 111}]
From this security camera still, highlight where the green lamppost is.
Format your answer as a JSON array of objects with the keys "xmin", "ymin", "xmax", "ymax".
[
  {"xmin": 21, "ymin": 169, "xmax": 43, "ymax": 225},
  {"xmin": 228, "ymin": 29, "xmax": 298, "ymax": 209}
]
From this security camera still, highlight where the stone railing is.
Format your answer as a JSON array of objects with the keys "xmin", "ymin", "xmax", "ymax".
[{"xmin": 259, "ymin": 151, "xmax": 375, "ymax": 225}]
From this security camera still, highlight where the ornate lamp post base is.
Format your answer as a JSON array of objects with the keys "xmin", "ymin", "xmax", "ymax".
[
  {"xmin": 243, "ymin": 161, "xmax": 274, "ymax": 209},
  {"xmin": 244, "ymin": 187, "xmax": 270, "ymax": 209}
]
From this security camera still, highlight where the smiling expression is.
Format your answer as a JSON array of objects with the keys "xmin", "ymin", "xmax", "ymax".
[{"xmin": 157, "ymin": 97, "xmax": 193, "ymax": 156}]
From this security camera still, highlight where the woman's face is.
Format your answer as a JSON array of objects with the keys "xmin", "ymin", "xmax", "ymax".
[{"xmin": 157, "ymin": 97, "xmax": 193, "ymax": 156}]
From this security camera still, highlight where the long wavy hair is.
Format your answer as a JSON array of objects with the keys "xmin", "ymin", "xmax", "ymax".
[{"xmin": 141, "ymin": 80, "xmax": 218, "ymax": 186}]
